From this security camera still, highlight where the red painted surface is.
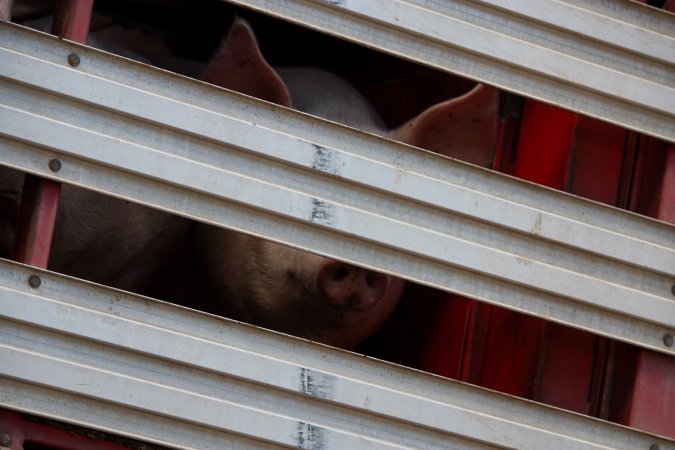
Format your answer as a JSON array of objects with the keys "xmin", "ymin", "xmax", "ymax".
[
  {"xmin": 0, "ymin": 409, "xmax": 141, "ymax": 450},
  {"xmin": 12, "ymin": 175, "xmax": 62, "ymax": 268},
  {"xmin": 607, "ymin": 341, "xmax": 675, "ymax": 439},
  {"xmin": 510, "ymin": 101, "xmax": 577, "ymax": 188},
  {"xmin": 625, "ymin": 352, "xmax": 675, "ymax": 438},
  {"xmin": 567, "ymin": 117, "xmax": 627, "ymax": 205},
  {"xmin": 51, "ymin": 0, "xmax": 94, "ymax": 44},
  {"xmin": 415, "ymin": 293, "xmax": 474, "ymax": 379},
  {"xmin": 533, "ymin": 325, "xmax": 608, "ymax": 415},
  {"xmin": 608, "ymin": 137, "xmax": 675, "ymax": 439},
  {"xmin": 464, "ymin": 306, "xmax": 545, "ymax": 398}
]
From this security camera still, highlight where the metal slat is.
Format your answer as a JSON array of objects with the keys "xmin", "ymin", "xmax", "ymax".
[
  {"xmin": 0, "ymin": 22, "xmax": 674, "ymax": 355},
  {"xmin": 224, "ymin": 0, "xmax": 675, "ymax": 143},
  {"xmin": 1, "ymin": 259, "xmax": 672, "ymax": 450}
]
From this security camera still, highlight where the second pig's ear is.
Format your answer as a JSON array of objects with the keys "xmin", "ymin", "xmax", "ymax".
[
  {"xmin": 201, "ymin": 18, "xmax": 292, "ymax": 107},
  {"xmin": 389, "ymin": 84, "xmax": 499, "ymax": 168}
]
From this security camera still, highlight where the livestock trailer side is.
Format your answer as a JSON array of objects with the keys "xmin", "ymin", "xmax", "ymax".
[{"xmin": 1, "ymin": 0, "xmax": 674, "ymax": 448}]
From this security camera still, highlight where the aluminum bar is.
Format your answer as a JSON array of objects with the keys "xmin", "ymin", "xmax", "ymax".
[
  {"xmin": 1, "ymin": 260, "xmax": 672, "ymax": 450},
  {"xmin": 224, "ymin": 0, "xmax": 675, "ymax": 143},
  {"xmin": 0, "ymin": 22, "xmax": 674, "ymax": 354}
]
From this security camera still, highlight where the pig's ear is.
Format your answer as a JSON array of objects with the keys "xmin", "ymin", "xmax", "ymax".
[
  {"xmin": 201, "ymin": 18, "xmax": 292, "ymax": 107},
  {"xmin": 389, "ymin": 84, "xmax": 499, "ymax": 167}
]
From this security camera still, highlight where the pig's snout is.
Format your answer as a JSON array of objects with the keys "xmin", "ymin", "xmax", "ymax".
[{"xmin": 318, "ymin": 261, "xmax": 391, "ymax": 311}]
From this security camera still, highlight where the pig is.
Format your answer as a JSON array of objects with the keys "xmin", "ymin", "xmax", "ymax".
[
  {"xmin": 0, "ymin": 12, "xmax": 498, "ymax": 349},
  {"xmin": 176, "ymin": 18, "xmax": 499, "ymax": 348}
]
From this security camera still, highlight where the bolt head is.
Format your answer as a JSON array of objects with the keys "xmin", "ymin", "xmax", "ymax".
[
  {"xmin": 664, "ymin": 334, "xmax": 674, "ymax": 348},
  {"xmin": 48, "ymin": 158, "xmax": 62, "ymax": 172},
  {"xmin": 28, "ymin": 274, "xmax": 41, "ymax": 288},
  {"xmin": 67, "ymin": 53, "xmax": 80, "ymax": 67}
]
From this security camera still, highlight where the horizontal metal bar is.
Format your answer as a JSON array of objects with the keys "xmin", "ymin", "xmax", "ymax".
[
  {"xmin": 1, "ymin": 259, "xmax": 672, "ymax": 449},
  {"xmin": 0, "ymin": 21, "xmax": 674, "ymax": 355},
  {"xmin": 225, "ymin": 0, "xmax": 675, "ymax": 143}
]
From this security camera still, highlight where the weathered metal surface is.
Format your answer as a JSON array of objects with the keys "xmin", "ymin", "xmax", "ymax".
[
  {"xmin": 1, "ymin": 21, "xmax": 674, "ymax": 355},
  {"xmin": 1, "ymin": 259, "xmax": 672, "ymax": 449}
]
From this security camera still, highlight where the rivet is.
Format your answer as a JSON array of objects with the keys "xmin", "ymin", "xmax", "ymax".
[
  {"xmin": 0, "ymin": 433, "xmax": 10, "ymax": 447},
  {"xmin": 28, "ymin": 274, "xmax": 41, "ymax": 289},
  {"xmin": 48, "ymin": 158, "xmax": 62, "ymax": 172},
  {"xmin": 664, "ymin": 334, "xmax": 674, "ymax": 348},
  {"xmin": 67, "ymin": 53, "xmax": 80, "ymax": 67},
  {"xmin": 650, "ymin": 444, "xmax": 660, "ymax": 450},
  {"xmin": 671, "ymin": 284, "xmax": 675, "ymax": 296}
]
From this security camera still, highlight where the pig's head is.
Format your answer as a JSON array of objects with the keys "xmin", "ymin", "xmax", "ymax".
[
  {"xmin": 195, "ymin": 18, "xmax": 498, "ymax": 348},
  {"xmin": 194, "ymin": 225, "xmax": 406, "ymax": 349}
]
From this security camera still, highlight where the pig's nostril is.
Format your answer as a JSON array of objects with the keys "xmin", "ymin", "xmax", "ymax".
[
  {"xmin": 318, "ymin": 261, "xmax": 393, "ymax": 310},
  {"xmin": 334, "ymin": 266, "xmax": 350, "ymax": 281},
  {"xmin": 364, "ymin": 271, "xmax": 388, "ymax": 302}
]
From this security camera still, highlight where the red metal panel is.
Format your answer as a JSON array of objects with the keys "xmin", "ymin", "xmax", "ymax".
[
  {"xmin": 625, "ymin": 351, "xmax": 675, "ymax": 438},
  {"xmin": 465, "ymin": 306, "xmax": 545, "ymax": 398},
  {"xmin": 510, "ymin": 101, "xmax": 577, "ymax": 188},
  {"xmin": 414, "ymin": 293, "xmax": 475, "ymax": 379},
  {"xmin": 0, "ymin": 408, "xmax": 153, "ymax": 450},
  {"xmin": 533, "ymin": 326, "xmax": 608, "ymax": 415},
  {"xmin": 567, "ymin": 117, "xmax": 627, "ymax": 205},
  {"xmin": 607, "ymin": 140, "xmax": 675, "ymax": 439}
]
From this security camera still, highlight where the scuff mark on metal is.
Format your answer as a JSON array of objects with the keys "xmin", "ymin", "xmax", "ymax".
[
  {"xmin": 311, "ymin": 144, "xmax": 340, "ymax": 176},
  {"xmin": 300, "ymin": 367, "xmax": 336, "ymax": 400},
  {"xmin": 530, "ymin": 212, "xmax": 542, "ymax": 235},
  {"xmin": 310, "ymin": 198, "xmax": 334, "ymax": 226},
  {"xmin": 296, "ymin": 421, "xmax": 327, "ymax": 450}
]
